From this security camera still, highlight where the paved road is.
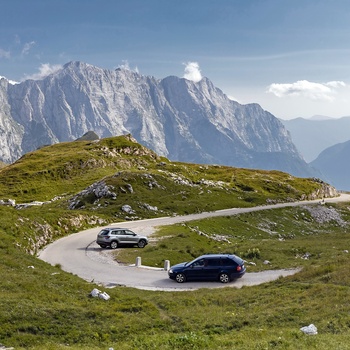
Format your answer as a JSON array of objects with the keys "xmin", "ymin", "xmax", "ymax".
[{"xmin": 38, "ymin": 194, "xmax": 350, "ymax": 291}]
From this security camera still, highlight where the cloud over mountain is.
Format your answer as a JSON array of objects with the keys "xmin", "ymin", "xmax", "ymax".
[
  {"xmin": 24, "ymin": 63, "xmax": 63, "ymax": 80},
  {"xmin": 183, "ymin": 62, "xmax": 202, "ymax": 83}
]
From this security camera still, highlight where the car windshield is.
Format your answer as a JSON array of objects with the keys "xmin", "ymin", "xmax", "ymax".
[
  {"xmin": 185, "ymin": 258, "xmax": 199, "ymax": 266},
  {"xmin": 99, "ymin": 229, "xmax": 110, "ymax": 236}
]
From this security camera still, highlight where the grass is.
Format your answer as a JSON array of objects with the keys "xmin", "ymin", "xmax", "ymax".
[
  {"xmin": 0, "ymin": 135, "xmax": 330, "ymax": 255},
  {"xmin": 0, "ymin": 135, "xmax": 323, "ymax": 206},
  {"xmin": 0, "ymin": 135, "xmax": 163, "ymax": 202},
  {"xmin": 1, "ymin": 202, "xmax": 350, "ymax": 349},
  {"xmin": 115, "ymin": 202, "xmax": 350, "ymax": 273},
  {"xmin": 2, "ymin": 242, "xmax": 350, "ymax": 349},
  {"xmin": 0, "ymin": 135, "xmax": 348, "ymax": 349}
]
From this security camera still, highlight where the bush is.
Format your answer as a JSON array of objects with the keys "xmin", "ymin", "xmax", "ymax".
[{"xmin": 243, "ymin": 248, "xmax": 261, "ymax": 259}]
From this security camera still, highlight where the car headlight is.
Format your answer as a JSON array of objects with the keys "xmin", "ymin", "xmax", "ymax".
[{"xmin": 169, "ymin": 269, "xmax": 173, "ymax": 274}]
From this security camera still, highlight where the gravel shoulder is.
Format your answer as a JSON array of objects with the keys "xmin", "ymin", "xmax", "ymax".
[{"xmin": 38, "ymin": 194, "xmax": 350, "ymax": 291}]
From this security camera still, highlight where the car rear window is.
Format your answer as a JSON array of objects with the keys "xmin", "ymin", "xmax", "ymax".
[
  {"xmin": 230, "ymin": 255, "xmax": 244, "ymax": 265},
  {"xmin": 99, "ymin": 229, "xmax": 110, "ymax": 236}
]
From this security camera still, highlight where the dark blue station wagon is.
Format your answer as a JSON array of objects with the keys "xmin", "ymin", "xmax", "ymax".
[{"xmin": 168, "ymin": 254, "xmax": 246, "ymax": 283}]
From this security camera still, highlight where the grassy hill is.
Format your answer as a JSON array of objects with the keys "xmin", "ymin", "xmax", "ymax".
[
  {"xmin": 0, "ymin": 135, "xmax": 349, "ymax": 349},
  {"xmin": 0, "ymin": 134, "xmax": 332, "ymax": 255},
  {"xmin": 0, "ymin": 134, "xmax": 325, "ymax": 204}
]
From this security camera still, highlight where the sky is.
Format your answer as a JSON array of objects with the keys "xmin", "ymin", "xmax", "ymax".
[{"xmin": 1, "ymin": 0, "xmax": 350, "ymax": 120}]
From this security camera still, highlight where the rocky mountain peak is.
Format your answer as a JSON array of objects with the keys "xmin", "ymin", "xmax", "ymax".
[{"xmin": 0, "ymin": 61, "xmax": 317, "ymax": 177}]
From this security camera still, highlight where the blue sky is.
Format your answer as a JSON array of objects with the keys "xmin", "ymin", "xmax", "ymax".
[{"xmin": 1, "ymin": 0, "xmax": 350, "ymax": 119}]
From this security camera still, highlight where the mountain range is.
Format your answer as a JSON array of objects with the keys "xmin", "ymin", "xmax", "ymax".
[
  {"xmin": 0, "ymin": 61, "xmax": 318, "ymax": 178},
  {"xmin": 281, "ymin": 116, "xmax": 350, "ymax": 190},
  {"xmin": 280, "ymin": 116, "xmax": 350, "ymax": 163},
  {"xmin": 310, "ymin": 139, "xmax": 350, "ymax": 190}
]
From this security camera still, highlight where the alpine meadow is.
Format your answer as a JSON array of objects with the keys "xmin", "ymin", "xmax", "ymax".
[{"xmin": 1, "ymin": 135, "xmax": 350, "ymax": 349}]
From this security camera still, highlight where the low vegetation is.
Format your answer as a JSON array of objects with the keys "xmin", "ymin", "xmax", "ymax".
[
  {"xmin": 0, "ymin": 135, "xmax": 348, "ymax": 349},
  {"xmin": 117, "ymin": 202, "xmax": 349, "ymax": 271}
]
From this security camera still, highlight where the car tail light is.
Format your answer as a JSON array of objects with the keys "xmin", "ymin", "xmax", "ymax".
[{"xmin": 236, "ymin": 266, "xmax": 242, "ymax": 271}]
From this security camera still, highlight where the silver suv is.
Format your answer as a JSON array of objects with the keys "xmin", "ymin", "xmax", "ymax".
[{"xmin": 96, "ymin": 228, "xmax": 148, "ymax": 249}]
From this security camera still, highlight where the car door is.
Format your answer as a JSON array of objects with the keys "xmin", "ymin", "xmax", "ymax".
[
  {"xmin": 111, "ymin": 229, "xmax": 122, "ymax": 243},
  {"xmin": 203, "ymin": 258, "xmax": 222, "ymax": 280},
  {"xmin": 120, "ymin": 230, "xmax": 138, "ymax": 245},
  {"xmin": 184, "ymin": 258, "xmax": 207, "ymax": 280}
]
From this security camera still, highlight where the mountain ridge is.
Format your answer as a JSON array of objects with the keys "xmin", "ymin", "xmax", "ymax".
[
  {"xmin": 1, "ymin": 61, "xmax": 316, "ymax": 177},
  {"xmin": 310, "ymin": 139, "xmax": 350, "ymax": 190},
  {"xmin": 281, "ymin": 116, "xmax": 350, "ymax": 162}
]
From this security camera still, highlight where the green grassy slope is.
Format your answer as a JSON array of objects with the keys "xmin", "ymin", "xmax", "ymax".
[
  {"xmin": 0, "ymin": 134, "xmax": 329, "ymax": 208},
  {"xmin": 0, "ymin": 135, "xmax": 332, "ymax": 254},
  {"xmin": 0, "ymin": 135, "xmax": 348, "ymax": 349},
  {"xmin": 1, "ymin": 202, "xmax": 350, "ymax": 350}
]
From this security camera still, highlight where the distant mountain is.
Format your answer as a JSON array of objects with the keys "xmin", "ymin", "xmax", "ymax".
[
  {"xmin": 281, "ymin": 116, "xmax": 350, "ymax": 162},
  {"xmin": 310, "ymin": 140, "xmax": 350, "ymax": 191},
  {"xmin": 308, "ymin": 115, "xmax": 334, "ymax": 121},
  {"xmin": 0, "ymin": 61, "xmax": 317, "ymax": 177}
]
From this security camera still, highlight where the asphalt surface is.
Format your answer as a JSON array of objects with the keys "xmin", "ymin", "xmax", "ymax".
[{"xmin": 38, "ymin": 194, "xmax": 350, "ymax": 291}]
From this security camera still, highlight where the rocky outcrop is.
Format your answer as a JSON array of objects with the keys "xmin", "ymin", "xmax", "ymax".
[
  {"xmin": 68, "ymin": 180, "xmax": 117, "ymax": 209},
  {"xmin": 0, "ymin": 78, "xmax": 24, "ymax": 163},
  {"xmin": 302, "ymin": 205, "xmax": 347, "ymax": 226},
  {"xmin": 300, "ymin": 179, "xmax": 338, "ymax": 200},
  {"xmin": 75, "ymin": 130, "xmax": 100, "ymax": 141}
]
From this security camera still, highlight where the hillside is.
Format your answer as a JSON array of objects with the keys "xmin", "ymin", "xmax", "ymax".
[
  {"xmin": 0, "ymin": 134, "xmax": 337, "ymax": 255},
  {"xmin": 0, "ymin": 134, "xmax": 334, "ymax": 208},
  {"xmin": 0, "ymin": 135, "xmax": 349, "ymax": 350}
]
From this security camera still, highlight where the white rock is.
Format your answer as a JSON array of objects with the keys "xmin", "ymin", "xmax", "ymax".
[
  {"xmin": 300, "ymin": 324, "xmax": 317, "ymax": 335},
  {"xmin": 99, "ymin": 292, "xmax": 110, "ymax": 300},
  {"xmin": 90, "ymin": 288, "xmax": 101, "ymax": 298}
]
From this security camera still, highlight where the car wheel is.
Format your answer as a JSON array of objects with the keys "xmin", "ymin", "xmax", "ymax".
[
  {"xmin": 219, "ymin": 273, "xmax": 230, "ymax": 283},
  {"xmin": 175, "ymin": 273, "xmax": 186, "ymax": 283},
  {"xmin": 137, "ymin": 239, "xmax": 147, "ymax": 248},
  {"xmin": 110, "ymin": 241, "xmax": 118, "ymax": 249}
]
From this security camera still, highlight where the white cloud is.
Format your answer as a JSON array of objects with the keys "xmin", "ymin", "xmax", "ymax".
[
  {"xmin": 267, "ymin": 80, "xmax": 346, "ymax": 101},
  {"xmin": 0, "ymin": 76, "xmax": 20, "ymax": 85},
  {"xmin": 116, "ymin": 60, "xmax": 139, "ymax": 73},
  {"xmin": 24, "ymin": 63, "xmax": 62, "ymax": 80},
  {"xmin": 14, "ymin": 34, "xmax": 21, "ymax": 45},
  {"xmin": 183, "ymin": 62, "xmax": 202, "ymax": 83},
  {"xmin": 21, "ymin": 41, "xmax": 36, "ymax": 56},
  {"xmin": 0, "ymin": 48, "xmax": 10, "ymax": 59},
  {"xmin": 117, "ymin": 60, "xmax": 130, "ymax": 70},
  {"xmin": 325, "ymin": 81, "xmax": 346, "ymax": 88},
  {"xmin": 227, "ymin": 95, "xmax": 241, "ymax": 103}
]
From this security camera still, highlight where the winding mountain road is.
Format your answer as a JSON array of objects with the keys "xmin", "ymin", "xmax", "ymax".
[{"xmin": 38, "ymin": 194, "xmax": 350, "ymax": 291}]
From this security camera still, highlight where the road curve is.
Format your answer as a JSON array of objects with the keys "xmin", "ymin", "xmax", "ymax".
[{"xmin": 38, "ymin": 194, "xmax": 350, "ymax": 291}]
